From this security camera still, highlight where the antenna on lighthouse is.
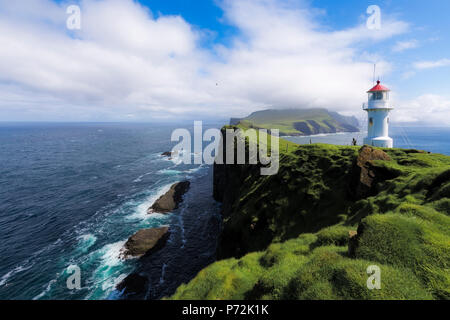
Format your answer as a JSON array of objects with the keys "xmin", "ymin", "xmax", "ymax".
[{"xmin": 373, "ymin": 63, "xmax": 376, "ymax": 85}]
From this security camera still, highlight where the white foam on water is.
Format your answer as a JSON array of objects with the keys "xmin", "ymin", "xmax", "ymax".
[
  {"xmin": 133, "ymin": 171, "xmax": 153, "ymax": 183},
  {"xmin": 77, "ymin": 234, "xmax": 97, "ymax": 253},
  {"xmin": 99, "ymin": 240, "xmax": 126, "ymax": 269},
  {"xmin": 0, "ymin": 264, "xmax": 30, "ymax": 287},
  {"xmin": 302, "ymin": 131, "xmax": 357, "ymax": 138},
  {"xmin": 33, "ymin": 278, "xmax": 58, "ymax": 300},
  {"xmin": 125, "ymin": 183, "xmax": 174, "ymax": 221},
  {"xmin": 101, "ymin": 273, "xmax": 128, "ymax": 293},
  {"xmin": 168, "ymin": 151, "xmax": 204, "ymax": 166},
  {"xmin": 115, "ymin": 273, "xmax": 128, "ymax": 286},
  {"xmin": 166, "ymin": 150, "xmax": 188, "ymax": 165},
  {"xmin": 0, "ymin": 237, "xmax": 64, "ymax": 289},
  {"xmin": 157, "ymin": 169, "xmax": 182, "ymax": 175},
  {"xmin": 168, "ymin": 156, "xmax": 182, "ymax": 166},
  {"xmin": 185, "ymin": 164, "xmax": 206, "ymax": 174},
  {"xmin": 309, "ymin": 133, "xmax": 331, "ymax": 137},
  {"xmin": 85, "ymin": 240, "xmax": 127, "ymax": 298}
]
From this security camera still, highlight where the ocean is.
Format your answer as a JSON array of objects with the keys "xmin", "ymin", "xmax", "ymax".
[
  {"xmin": 0, "ymin": 123, "xmax": 448, "ymax": 300},
  {"xmin": 0, "ymin": 122, "xmax": 221, "ymax": 300},
  {"xmin": 284, "ymin": 126, "xmax": 450, "ymax": 156}
]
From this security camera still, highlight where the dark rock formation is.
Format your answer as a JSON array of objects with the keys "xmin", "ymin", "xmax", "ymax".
[
  {"xmin": 322, "ymin": 120, "xmax": 338, "ymax": 133},
  {"xmin": 328, "ymin": 111, "xmax": 359, "ymax": 129},
  {"xmin": 349, "ymin": 145, "xmax": 395, "ymax": 199},
  {"xmin": 213, "ymin": 162, "xmax": 250, "ymax": 219},
  {"xmin": 121, "ymin": 226, "xmax": 170, "ymax": 258},
  {"xmin": 148, "ymin": 181, "xmax": 190, "ymax": 214},
  {"xmin": 293, "ymin": 121, "xmax": 312, "ymax": 135},
  {"xmin": 161, "ymin": 151, "xmax": 172, "ymax": 157},
  {"xmin": 116, "ymin": 273, "xmax": 149, "ymax": 298},
  {"xmin": 348, "ymin": 230, "xmax": 359, "ymax": 257},
  {"xmin": 213, "ymin": 128, "xmax": 254, "ymax": 216},
  {"xmin": 306, "ymin": 120, "xmax": 325, "ymax": 134}
]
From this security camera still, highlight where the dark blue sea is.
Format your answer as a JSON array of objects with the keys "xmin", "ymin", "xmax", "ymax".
[
  {"xmin": 0, "ymin": 122, "xmax": 222, "ymax": 300},
  {"xmin": 0, "ymin": 123, "xmax": 448, "ymax": 300}
]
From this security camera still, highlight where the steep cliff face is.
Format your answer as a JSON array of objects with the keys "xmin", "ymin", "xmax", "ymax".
[
  {"xmin": 214, "ymin": 142, "xmax": 365, "ymax": 259},
  {"xmin": 171, "ymin": 141, "xmax": 450, "ymax": 300}
]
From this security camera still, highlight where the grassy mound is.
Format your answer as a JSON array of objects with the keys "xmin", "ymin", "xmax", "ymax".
[
  {"xmin": 170, "ymin": 229, "xmax": 433, "ymax": 300},
  {"xmin": 353, "ymin": 213, "xmax": 449, "ymax": 299}
]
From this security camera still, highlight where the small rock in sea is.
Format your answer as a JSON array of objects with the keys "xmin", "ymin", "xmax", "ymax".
[
  {"xmin": 161, "ymin": 151, "xmax": 179, "ymax": 158},
  {"xmin": 148, "ymin": 181, "xmax": 190, "ymax": 214},
  {"xmin": 116, "ymin": 273, "xmax": 148, "ymax": 298},
  {"xmin": 120, "ymin": 226, "xmax": 170, "ymax": 259}
]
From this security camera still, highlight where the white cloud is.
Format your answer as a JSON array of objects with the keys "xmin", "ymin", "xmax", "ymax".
[
  {"xmin": 414, "ymin": 58, "xmax": 450, "ymax": 70},
  {"xmin": 0, "ymin": 0, "xmax": 414, "ymax": 121},
  {"xmin": 392, "ymin": 39, "xmax": 419, "ymax": 52},
  {"xmin": 392, "ymin": 94, "xmax": 450, "ymax": 125}
]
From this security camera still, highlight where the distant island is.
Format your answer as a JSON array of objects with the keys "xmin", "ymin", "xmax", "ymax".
[{"xmin": 230, "ymin": 108, "xmax": 359, "ymax": 136}]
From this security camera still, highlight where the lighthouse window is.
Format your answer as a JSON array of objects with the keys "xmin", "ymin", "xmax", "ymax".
[
  {"xmin": 369, "ymin": 117, "xmax": 373, "ymax": 126},
  {"xmin": 375, "ymin": 92, "xmax": 383, "ymax": 100}
]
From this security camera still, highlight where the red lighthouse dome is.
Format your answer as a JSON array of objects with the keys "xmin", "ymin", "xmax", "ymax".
[{"xmin": 367, "ymin": 80, "xmax": 390, "ymax": 93}]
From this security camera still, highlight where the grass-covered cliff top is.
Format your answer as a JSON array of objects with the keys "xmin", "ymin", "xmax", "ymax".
[
  {"xmin": 235, "ymin": 108, "xmax": 359, "ymax": 136},
  {"xmin": 170, "ymin": 135, "xmax": 450, "ymax": 300}
]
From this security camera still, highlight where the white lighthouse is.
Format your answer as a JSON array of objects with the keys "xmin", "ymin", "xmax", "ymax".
[{"xmin": 363, "ymin": 80, "xmax": 394, "ymax": 148}]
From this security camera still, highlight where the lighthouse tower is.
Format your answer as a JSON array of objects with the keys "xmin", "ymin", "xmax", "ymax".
[{"xmin": 363, "ymin": 80, "xmax": 394, "ymax": 148}]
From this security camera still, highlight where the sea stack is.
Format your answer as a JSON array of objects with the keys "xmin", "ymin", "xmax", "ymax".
[
  {"xmin": 148, "ymin": 181, "xmax": 190, "ymax": 214},
  {"xmin": 120, "ymin": 226, "xmax": 170, "ymax": 259}
]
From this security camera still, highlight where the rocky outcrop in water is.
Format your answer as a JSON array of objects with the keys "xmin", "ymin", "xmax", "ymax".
[
  {"xmin": 116, "ymin": 273, "xmax": 149, "ymax": 297},
  {"xmin": 148, "ymin": 181, "xmax": 190, "ymax": 214},
  {"xmin": 120, "ymin": 226, "xmax": 170, "ymax": 259}
]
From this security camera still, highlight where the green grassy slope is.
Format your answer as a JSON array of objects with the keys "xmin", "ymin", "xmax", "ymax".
[
  {"xmin": 170, "ymin": 134, "xmax": 450, "ymax": 300},
  {"xmin": 170, "ymin": 232, "xmax": 435, "ymax": 300},
  {"xmin": 237, "ymin": 108, "xmax": 359, "ymax": 136}
]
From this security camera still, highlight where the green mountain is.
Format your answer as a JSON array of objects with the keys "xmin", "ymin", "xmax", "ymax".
[
  {"xmin": 234, "ymin": 108, "xmax": 359, "ymax": 136},
  {"xmin": 169, "ymin": 131, "xmax": 450, "ymax": 300}
]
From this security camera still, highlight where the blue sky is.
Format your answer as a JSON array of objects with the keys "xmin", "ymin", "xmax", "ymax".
[
  {"xmin": 0, "ymin": 0, "xmax": 449, "ymax": 123},
  {"xmin": 137, "ymin": 0, "xmax": 450, "ymax": 97}
]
